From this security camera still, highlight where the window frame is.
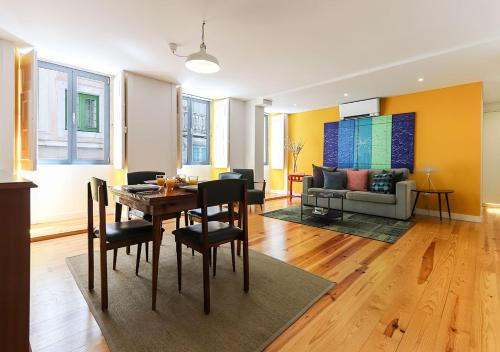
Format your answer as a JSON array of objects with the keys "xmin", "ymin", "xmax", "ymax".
[
  {"xmin": 37, "ymin": 60, "xmax": 110, "ymax": 165},
  {"xmin": 182, "ymin": 95, "xmax": 211, "ymax": 165},
  {"xmin": 78, "ymin": 93, "xmax": 100, "ymax": 133}
]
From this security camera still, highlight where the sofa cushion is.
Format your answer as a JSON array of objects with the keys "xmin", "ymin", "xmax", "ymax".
[
  {"xmin": 323, "ymin": 170, "xmax": 346, "ymax": 189},
  {"xmin": 312, "ymin": 165, "xmax": 336, "ymax": 187},
  {"xmin": 371, "ymin": 173, "xmax": 393, "ymax": 194},
  {"xmin": 346, "ymin": 191, "xmax": 396, "ymax": 204},
  {"xmin": 346, "ymin": 169, "xmax": 369, "ymax": 191}
]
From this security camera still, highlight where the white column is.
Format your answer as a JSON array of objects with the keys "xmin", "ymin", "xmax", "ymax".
[{"xmin": 0, "ymin": 40, "xmax": 15, "ymax": 173}]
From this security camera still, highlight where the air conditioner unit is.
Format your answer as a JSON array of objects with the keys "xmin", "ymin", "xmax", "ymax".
[{"xmin": 339, "ymin": 98, "xmax": 380, "ymax": 120}]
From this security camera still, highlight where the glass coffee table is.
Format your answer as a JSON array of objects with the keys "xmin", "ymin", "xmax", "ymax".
[{"xmin": 301, "ymin": 190, "xmax": 344, "ymax": 222}]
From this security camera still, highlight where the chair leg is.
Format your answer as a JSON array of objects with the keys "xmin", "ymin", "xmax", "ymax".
[
  {"xmin": 88, "ymin": 237, "xmax": 94, "ymax": 291},
  {"xmin": 100, "ymin": 248, "xmax": 108, "ymax": 310},
  {"xmin": 203, "ymin": 250, "xmax": 211, "ymax": 314},
  {"xmin": 112, "ymin": 248, "xmax": 118, "ymax": 270},
  {"xmin": 126, "ymin": 245, "xmax": 130, "ymax": 255},
  {"xmin": 230, "ymin": 241, "xmax": 236, "ymax": 272},
  {"xmin": 192, "ymin": 248, "xmax": 195, "ymax": 256},
  {"xmin": 176, "ymin": 214, "xmax": 180, "ymax": 229},
  {"xmin": 243, "ymin": 239, "xmax": 249, "ymax": 292},
  {"xmin": 208, "ymin": 248, "xmax": 212, "ymax": 267},
  {"xmin": 237, "ymin": 240, "xmax": 241, "ymax": 256},
  {"xmin": 184, "ymin": 211, "xmax": 189, "ymax": 227},
  {"xmin": 260, "ymin": 204, "xmax": 263, "ymax": 211},
  {"xmin": 145, "ymin": 241, "xmax": 149, "ymax": 262},
  {"xmin": 176, "ymin": 239, "xmax": 182, "ymax": 292},
  {"xmin": 136, "ymin": 243, "xmax": 142, "ymax": 275},
  {"xmin": 213, "ymin": 247, "xmax": 217, "ymax": 277}
]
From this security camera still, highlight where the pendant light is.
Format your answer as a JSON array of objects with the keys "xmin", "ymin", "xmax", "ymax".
[{"xmin": 170, "ymin": 20, "xmax": 220, "ymax": 74}]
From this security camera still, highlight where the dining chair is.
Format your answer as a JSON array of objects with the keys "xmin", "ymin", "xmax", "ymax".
[
  {"xmin": 232, "ymin": 169, "xmax": 266, "ymax": 211},
  {"xmin": 173, "ymin": 179, "xmax": 249, "ymax": 314},
  {"xmin": 126, "ymin": 171, "xmax": 187, "ymax": 263},
  {"xmin": 87, "ymin": 177, "xmax": 155, "ymax": 311},
  {"xmin": 187, "ymin": 171, "xmax": 242, "ymax": 269}
]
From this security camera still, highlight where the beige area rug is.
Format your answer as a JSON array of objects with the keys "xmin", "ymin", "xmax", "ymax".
[{"xmin": 66, "ymin": 238, "xmax": 335, "ymax": 352}]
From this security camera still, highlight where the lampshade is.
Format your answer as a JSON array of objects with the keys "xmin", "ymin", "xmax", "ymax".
[{"xmin": 185, "ymin": 45, "xmax": 220, "ymax": 74}]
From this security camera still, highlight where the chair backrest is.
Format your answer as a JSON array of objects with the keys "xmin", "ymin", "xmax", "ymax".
[
  {"xmin": 127, "ymin": 171, "xmax": 164, "ymax": 185},
  {"xmin": 89, "ymin": 177, "xmax": 108, "ymax": 206},
  {"xmin": 198, "ymin": 179, "xmax": 247, "ymax": 208},
  {"xmin": 232, "ymin": 169, "xmax": 255, "ymax": 189},
  {"xmin": 218, "ymin": 172, "xmax": 242, "ymax": 180}
]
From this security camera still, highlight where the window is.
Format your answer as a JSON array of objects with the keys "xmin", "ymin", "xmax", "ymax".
[
  {"xmin": 182, "ymin": 95, "xmax": 210, "ymax": 165},
  {"xmin": 264, "ymin": 113, "xmax": 269, "ymax": 165},
  {"xmin": 37, "ymin": 61, "xmax": 110, "ymax": 164}
]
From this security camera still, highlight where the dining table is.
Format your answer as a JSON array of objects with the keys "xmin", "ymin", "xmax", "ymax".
[{"xmin": 110, "ymin": 185, "xmax": 198, "ymax": 310}]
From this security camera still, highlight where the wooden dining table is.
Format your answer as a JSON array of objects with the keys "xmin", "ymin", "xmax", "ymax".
[{"xmin": 110, "ymin": 186, "xmax": 198, "ymax": 310}]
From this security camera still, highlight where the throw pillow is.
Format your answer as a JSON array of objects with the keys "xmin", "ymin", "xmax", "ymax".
[
  {"xmin": 312, "ymin": 164, "xmax": 337, "ymax": 187},
  {"xmin": 323, "ymin": 170, "xmax": 346, "ymax": 190},
  {"xmin": 383, "ymin": 170, "xmax": 405, "ymax": 194},
  {"xmin": 346, "ymin": 169, "xmax": 369, "ymax": 191},
  {"xmin": 371, "ymin": 173, "xmax": 394, "ymax": 194}
]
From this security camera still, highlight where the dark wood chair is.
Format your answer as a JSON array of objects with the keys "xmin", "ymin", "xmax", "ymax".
[
  {"xmin": 126, "ymin": 171, "xmax": 186, "ymax": 262},
  {"xmin": 173, "ymin": 179, "xmax": 249, "ymax": 314},
  {"xmin": 232, "ymin": 169, "xmax": 266, "ymax": 206},
  {"xmin": 87, "ymin": 177, "xmax": 154, "ymax": 310}
]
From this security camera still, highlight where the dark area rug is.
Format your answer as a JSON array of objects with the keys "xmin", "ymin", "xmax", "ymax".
[
  {"xmin": 262, "ymin": 205, "xmax": 414, "ymax": 243},
  {"xmin": 67, "ymin": 238, "xmax": 335, "ymax": 352}
]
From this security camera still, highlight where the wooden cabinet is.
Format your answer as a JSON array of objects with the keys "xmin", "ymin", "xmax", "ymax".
[{"xmin": 0, "ymin": 172, "xmax": 36, "ymax": 352}]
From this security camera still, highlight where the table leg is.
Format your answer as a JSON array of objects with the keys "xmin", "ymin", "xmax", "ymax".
[
  {"xmin": 437, "ymin": 193, "xmax": 442, "ymax": 221},
  {"xmin": 115, "ymin": 202, "xmax": 122, "ymax": 222},
  {"xmin": 411, "ymin": 191, "xmax": 420, "ymax": 216},
  {"xmin": 445, "ymin": 193, "xmax": 452, "ymax": 220},
  {"xmin": 289, "ymin": 178, "xmax": 293, "ymax": 202},
  {"xmin": 151, "ymin": 215, "xmax": 162, "ymax": 310}
]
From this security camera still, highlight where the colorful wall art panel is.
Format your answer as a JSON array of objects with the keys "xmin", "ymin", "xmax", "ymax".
[{"xmin": 323, "ymin": 112, "xmax": 415, "ymax": 172}]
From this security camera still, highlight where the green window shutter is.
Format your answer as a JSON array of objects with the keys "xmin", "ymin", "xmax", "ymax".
[{"xmin": 77, "ymin": 93, "xmax": 100, "ymax": 132}]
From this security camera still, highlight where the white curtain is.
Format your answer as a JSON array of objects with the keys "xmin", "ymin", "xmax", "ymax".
[
  {"xmin": 271, "ymin": 113, "xmax": 285, "ymax": 169},
  {"xmin": 112, "ymin": 71, "xmax": 125, "ymax": 169},
  {"xmin": 213, "ymin": 98, "xmax": 229, "ymax": 168}
]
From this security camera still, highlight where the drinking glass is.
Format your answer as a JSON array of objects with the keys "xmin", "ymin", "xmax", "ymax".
[
  {"xmin": 156, "ymin": 174, "xmax": 166, "ymax": 187},
  {"xmin": 187, "ymin": 176, "xmax": 199, "ymax": 185},
  {"xmin": 165, "ymin": 176, "xmax": 176, "ymax": 191}
]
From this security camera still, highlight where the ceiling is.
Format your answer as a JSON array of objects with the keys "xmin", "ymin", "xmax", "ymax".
[{"xmin": 1, "ymin": 0, "xmax": 500, "ymax": 113}]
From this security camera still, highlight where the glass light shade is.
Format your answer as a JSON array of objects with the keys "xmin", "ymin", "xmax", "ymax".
[{"xmin": 185, "ymin": 47, "xmax": 220, "ymax": 74}]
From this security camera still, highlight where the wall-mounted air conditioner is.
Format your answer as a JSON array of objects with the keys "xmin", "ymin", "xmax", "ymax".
[{"xmin": 339, "ymin": 98, "xmax": 380, "ymax": 120}]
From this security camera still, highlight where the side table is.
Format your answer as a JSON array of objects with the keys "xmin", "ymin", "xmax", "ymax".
[
  {"xmin": 411, "ymin": 189, "xmax": 454, "ymax": 221},
  {"xmin": 288, "ymin": 173, "xmax": 310, "ymax": 202}
]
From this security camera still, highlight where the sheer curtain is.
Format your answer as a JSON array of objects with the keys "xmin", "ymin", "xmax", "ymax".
[{"xmin": 213, "ymin": 98, "xmax": 229, "ymax": 168}]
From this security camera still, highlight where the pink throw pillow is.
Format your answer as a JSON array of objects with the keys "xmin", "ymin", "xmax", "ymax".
[{"xmin": 346, "ymin": 170, "xmax": 368, "ymax": 191}]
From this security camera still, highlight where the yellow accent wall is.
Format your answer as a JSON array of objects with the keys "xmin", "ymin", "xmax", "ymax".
[
  {"xmin": 268, "ymin": 113, "xmax": 285, "ymax": 191},
  {"xmin": 210, "ymin": 100, "xmax": 229, "ymax": 179},
  {"xmin": 287, "ymin": 82, "xmax": 482, "ymax": 216}
]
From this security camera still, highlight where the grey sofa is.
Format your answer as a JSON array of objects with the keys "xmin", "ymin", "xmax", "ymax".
[{"xmin": 302, "ymin": 168, "xmax": 416, "ymax": 220}]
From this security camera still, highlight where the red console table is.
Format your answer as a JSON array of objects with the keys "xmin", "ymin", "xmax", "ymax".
[{"xmin": 288, "ymin": 173, "xmax": 310, "ymax": 201}]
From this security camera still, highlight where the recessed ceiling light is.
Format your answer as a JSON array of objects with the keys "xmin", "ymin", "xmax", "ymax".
[
  {"xmin": 418, "ymin": 78, "xmax": 424, "ymax": 82},
  {"xmin": 293, "ymin": 103, "xmax": 297, "ymax": 107},
  {"xmin": 344, "ymin": 93, "xmax": 349, "ymax": 97}
]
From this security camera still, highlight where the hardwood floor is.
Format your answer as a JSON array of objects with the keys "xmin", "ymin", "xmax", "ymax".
[{"xmin": 30, "ymin": 199, "xmax": 500, "ymax": 351}]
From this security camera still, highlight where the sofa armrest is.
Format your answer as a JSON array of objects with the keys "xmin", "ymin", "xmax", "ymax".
[
  {"xmin": 395, "ymin": 180, "xmax": 416, "ymax": 220},
  {"xmin": 303, "ymin": 176, "xmax": 314, "ymax": 194}
]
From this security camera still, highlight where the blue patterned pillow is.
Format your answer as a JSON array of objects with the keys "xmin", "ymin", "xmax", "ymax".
[{"xmin": 371, "ymin": 173, "xmax": 393, "ymax": 194}]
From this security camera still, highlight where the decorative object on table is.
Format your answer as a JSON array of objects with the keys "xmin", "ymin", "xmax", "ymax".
[
  {"xmin": 286, "ymin": 138, "xmax": 305, "ymax": 173},
  {"xmin": 288, "ymin": 173, "xmax": 311, "ymax": 202},
  {"xmin": 262, "ymin": 206, "xmax": 413, "ymax": 244},
  {"xmin": 323, "ymin": 112, "xmax": 415, "ymax": 172},
  {"xmin": 312, "ymin": 164, "xmax": 337, "ymax": 188},
  {"xmin": 169, "ymin": 20, "xmax": 220, "ymax": 74},
  {"xmin": 66, "ymin": 237, "xmax": 334, "ymax": 352},
  {"xmin": 411, "ymin": 189, "xmax": 453, "ymax": 221},
  {"xmin": 422, "ymin": 167, "xmax": 436, "ymax": 191}
]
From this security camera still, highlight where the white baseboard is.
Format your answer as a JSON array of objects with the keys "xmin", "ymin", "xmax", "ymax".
[
  {"xmin": 269, "ymin": 189, "xmax": 287, "ymax": 195},
  {"xmin": 414, "ymin": 208, "xmax": 482, "ymax": 223},
  {"xmin": 31, "ymin": 207, "xmax": 116, "ymax": 225}
]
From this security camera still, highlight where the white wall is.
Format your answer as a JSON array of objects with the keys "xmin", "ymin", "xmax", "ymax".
[
  {"xmin": 126, "ymin": 73, "xmax": 177, "ymax": 174},
  {"xmin": 0, "ymin": 39, "xmax": 15, "ymax": 173},
  {"xmin": 228, "ymin": 98, "xmax": 246, "ymax": 169},
  {"xmin": 483, "ymin": 103, "xmax": 500, "ymax": 204},
  {"xmin": 20, "ymin": 164, "xmax": 115, "ymax": 223}
]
